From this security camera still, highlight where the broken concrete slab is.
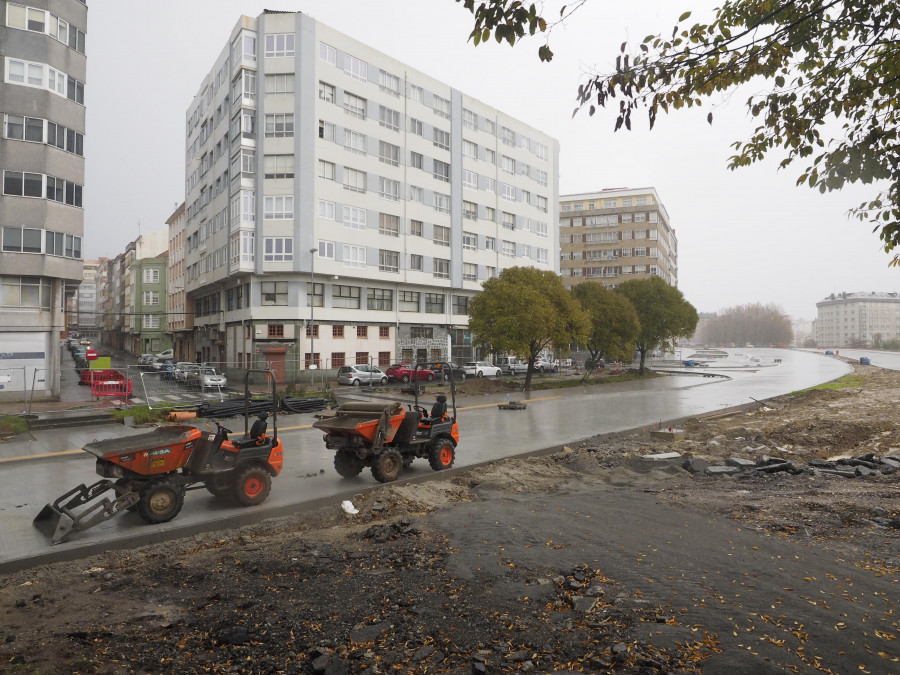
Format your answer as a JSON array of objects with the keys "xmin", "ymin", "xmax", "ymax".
[
  {"xmin": 682, "ymin": 457, "xmax": 709, "ymax": 474},
  {"xmin": 754, "ymin": 461, "xmax": 795, "ymax": 474},
  {"xmin": 705, "ymin": 465, "xmax": 741, "ymax": 477},
  {"xmin": 642, "ymin": 452, "xmax": 683, "ymax": 461},
  {"xmin": 726, "ymin": 457, "xmax": 756, "ymax": 469}
]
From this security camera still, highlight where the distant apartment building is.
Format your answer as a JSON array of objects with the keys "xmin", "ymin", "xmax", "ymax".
[
  {"xmin": 0, "ymin": 0, "xmax": 87, "ymax": 400},
  {"xmin": 75, "ymin": 258, "xmax": 101, "ymax": 341},
  {"xmin": 558, "ymin": 188, "xmax": 677, "ymax": 290},
  {"xmin": 184, "ymin": 10, "xmax": 558, "ymax": 376},
  {"xmin": 166, "ymin": 202, "xmax": 194, "ymax": 361},
  {"xmin": 816, "ymin": 291, "xmax": 900, "ymax": 347}
]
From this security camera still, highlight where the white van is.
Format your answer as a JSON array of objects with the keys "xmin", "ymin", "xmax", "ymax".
[{"xmin": 495, "ymin": 355, "xmax": 528, "ymax": 375}]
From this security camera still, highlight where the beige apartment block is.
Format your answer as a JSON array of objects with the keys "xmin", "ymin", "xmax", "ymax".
[
  {"xmin": 815, "ymin": 291, "xmax": 900, "ymax": 348},
  {"xmin": 559, "ymin": 188, "xmax": 677, "ymax": 290}
]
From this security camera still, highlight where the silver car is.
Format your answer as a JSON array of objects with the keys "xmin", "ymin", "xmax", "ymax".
[{"xmin": 337, "ymin": 364, "xmax": 388, "ymax": 386}]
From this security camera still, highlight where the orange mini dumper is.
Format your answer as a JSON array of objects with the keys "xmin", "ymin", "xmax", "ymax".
[
  {"xmin": 33, "ymin": 370, "xmax": 284, "ymax": 545},
  {"xmin": 313, "ymin": 365, "xmax": 459, "ymax": 483}
]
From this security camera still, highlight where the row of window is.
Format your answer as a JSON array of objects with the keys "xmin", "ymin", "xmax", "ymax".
[
  {"xmin": 4, "ymin": 57, "xmax": 85, "ymax": 104},
  {"xmin": 6, "ymin": 4, "xmax": 86, "ymax": 54},
  {"xmin": 2, "ymin": 170, "xmax": 83, "ymax": 207},
  {"xmin": 318, "ymin": 40, "xmax": 549, "ymax": 160},
  {"xmin": 561, "ymin": 265, "xmax": 661, "ymax": 277},
  {"xmin": 562, "ymin": 212, "xmax": 658, "ymax": 227},
  {"xmin": 561, "ymin": 247, "xmax": 659, "ymax": 260},
  {"xmin": 562, "ymin": 196, "xmax": 651, "ymax": 211},
  {"xmin": 0, "ymin": 275, "xmax": 52, "ymax": 310},
  {"xmin": 1, "ymin": 226, "xmax": 82, "ymax": 258},
  {"xmin": 3, "ymin": 114, "xmax": 84, "ymax": 156},
  {"xmin": 561, "ymin": 229, "xmax": 661, "ymax": 244}
]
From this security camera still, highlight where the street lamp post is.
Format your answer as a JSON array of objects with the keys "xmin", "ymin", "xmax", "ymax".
[{"xmin": 309, "ymin": 247, "xmax": 317, "ymax": 370}]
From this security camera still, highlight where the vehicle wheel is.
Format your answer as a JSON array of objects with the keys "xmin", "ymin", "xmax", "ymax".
[
  {"xmin": 428, "ymin": 439, "xmax": 455, "ymax": 471},
  {"xmin": 426, "ymin": 373, "xmax": 434, "ymax": 382},
  {"xmin": 334, "ymin": 452, "xmax": 365, "ymax": 478},
  {"xmin": 476, "ymin": 371, "xmax": 483, "ymax": 378},
  {"xmin": 380, "ymin": 377, "xmax": 387, "ymax": 385},
  {"xmin": 402, "ymin": 455, "xmax": 414, "ymax": 468},
  {"xmin": 402, "ymin": 374, "xmax": 411, "ymax": 383},
  {"xmin": 352, "ymin": 379, "xmax": 361, "ymax": 387},
  {"xmin": 371, "ymin": 449, "xmax": 402, "ymax": 483},
  {"xmin": 136, "ymin": 479, "xmax": 184, "ymax": 524},
  {"xmin": 205, "ymin": 479, "xmax": 232, "ymax": 498},
  {"xmin": 537, "ymin": 367, "xmax": 544, "ymax": 374},
  {"xmin": 232, "ymin": 465, "xmax": 272, "ymax": 506}
]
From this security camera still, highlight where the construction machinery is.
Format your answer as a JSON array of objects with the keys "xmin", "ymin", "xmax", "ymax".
[
  {"xmin": 313, "ymin": 365, "xmax": 459, "ymax": 483},
  {"xmin": 33, "ymin": 370, "xmax": 283, "ymax": 545}
]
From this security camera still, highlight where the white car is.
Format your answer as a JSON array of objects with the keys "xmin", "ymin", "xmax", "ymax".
[
  {"xmin": 464, "ymin": 361, "xmax": 502, "ymax": 378},
  {"xmin": 193, "ymin": 367, "xmax": 226, "ymax": 388},
  {"xmin": 173, "ymin": 362, "xmax": 200, "ymax": 383},
  {"xmin": 533, "ymin": 359, "xmax": 559, "ymax": 374}
]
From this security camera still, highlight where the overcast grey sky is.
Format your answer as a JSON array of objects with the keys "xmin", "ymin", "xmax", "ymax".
[{"xmin": 83, "ymin": 0, "xmax": 897, "ymax": 320}]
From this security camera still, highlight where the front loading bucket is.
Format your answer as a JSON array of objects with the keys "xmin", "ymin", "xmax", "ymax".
[{"xmin": 32, "ymin": 479, "xmax": 137, "ymax": 545}]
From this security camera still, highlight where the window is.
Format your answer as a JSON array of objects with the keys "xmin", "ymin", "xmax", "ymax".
[
  {"xmin": 463, "ymin": 201, "xmax": 477, "ymax": 220},
  {"xmin": 433, "ymin": 225, "xmax": 450, "ymax": 246},
  {"xmin": 408, "ymin": 84, "xmax": 424, "ymax": 102},
  {"xmin": 410, "ymin": 254, "xmax": 423, "ymax": 271},
  {"xmin": 319, "ymin": 81, "xmax": 335, "ymax": 102},
  {"xmin": 305, "ymin": 324, "xmax": 319, "ymax": 338},
  {"xmin": 485, "ymin": 148, "xmax": 496, "ymax": 164},
  {"xmin": 357, "ymin": 326, "xmax": 368, "ymax": 339},
  {"xmin": 319, "ymin": 241, "xmax": 335, "ymax": 259},
  {"xmin": 142, "ymin": 315, "xmax": 160, "ymax": 329},
  {"xmin": 343, "ymin": 244, "xmax": 366, "ymax": 269},
  {"xmin": 409, "ymin": 117, "xmax": 424, "ymax": 136},
  {"xmin": 622, "ymin": 198, "xmax": 633, "ymax": 206},
  {"xmin": 409, "ymin": 185, "xmax": 424, "ymax": 202},
  {"xmin": 502, "ymin": 212, "xmax": 516, "ymax": 230},
  {"xmin": 485, "ymin": 236, "xmax": 495, "ymax": 251},
  {"xmin": 265, "ymin": 73, "xmax": 294, "ymax": 99},
  {"xmin": 264, "ymin": 237, "xmax": 294, "ymax": 262},
  {"xmin": 536, "ymin": 195, "xmax": 548, "ymax": 213},
  {"xmin": 463, "ymin": 108, "xmax": 477, "ymax": 130},
  {"xmin": 143, "ymin": 268, "xmax": 160, "ymax": 284},
  {"xmin": 264, "ymin": 195, "xmax": 293, "ymax": 219},
  {"xmin": 380, "ymin": 326, "xmax": 390, "ymax": 339},
  {"xmin": 269, "ymin": 324, "xmax": 285, "ymax": 338},
  {"xmin": 379, "ymin": 213, "xmax": 400, "ymax": 236},
  {"xmin": 379, "ymin": 249, "xmax": 399, "ymax": 272},
  {"xmin": 143, "ymin": 291, "xmax": 160, "ymax": 309},
  {"xmin": 332, "ymin": 325, "xmax": 344, "ymax": 338},
  {"xmin": 463, "ymin": 263, "xmax": 477, "ymax": 282},
  {"xmin": 379, "ymin": 141, "xmax": 400, "ymax": 166},
  {"xmin": 463, "ymin": 139, "xmax": 478, "ymax": 159},
  {"xmin": 463, "ymin": 231, "xmax": 477, "ymax": 249},
  {"xmin": 261, "ymin": 281, "xmax": 288, "ymax": 306},
  {"xmin": 343, "ymin": 206, "xmax": 366, "ymax": 230},
  {"xmin": 410, "ymin": 152, "xmax": 423, "ymax": 170},
  {"xmin": 344, "ymin": 168, "xmax": 367, "ymax": 193},
  {"xmin": 368, "ymin": 288, "xmax": 393, "ymax": 310},
  {"xmin": 333, "ymin": 285, "xmax": 360, "ymax": 309},
  {"xmin": 318, "ymin": 120, "xmax": 335, "ymax": 141},
  {"xmin": 265, "ymin": 33, "xmax": 295, "ymax": 57},
  {"xmin": 343, "ymin": 129, "xmax": 366, "ymax": 154},
  {"xmin": 433, "ymin": 192, "xmax": 450, "ymax": 214},
  {"xmin": 502, "ymin": 240, "xmax": 515, "ymax": 257},
  {"xmin": 500, "ymin": 183, "xmax": 516, "ymax": 202},
  {"xmin": 379, "ymin": 106, "xmax": 400, "ymax": 131},
  {"xmin": 1, "ymin": 226, "xmax": 42, "ymax": 253},
  {"xmin": 379, "ymin": 177, "xmax": 400, "ymax": 201},
  {"xmin": 485, "ymin": 207, "xmax": 495, "ymax": 222},
  {"xmin": 500, "ymin": 126, "xmax": 515, "ymax": 145},
  {"xmin": 399, "ymin": 291, "xmax": 420, "ymax": 312},
  {"xmin": 379, "ymin": 69, "xmax": 401, "ymax": 96},
  {"xmin": 0, "ymin": 276, "xmax": 51, "ymax": 309},
  {"xmin": 433, "ymin": 159, "xmax": 450, "ymax": 182},
  {"xmin": 501, "ymin": 155, "xmax": 515, "ymax": 174},
  {"xmin": 318, "ymin": 199, "xmax": 335, "ymax": 220},
  {"xmin": 453, "ymin": 295, "xmax": 470, "ymax": 315},
  {"xmin": 433, "ymin": 95, "xmax": 451, "ymax": 119},
  {"xmin": 319, "ymin": 42, "xmax": 336, "ymax": 65},
  {"xmin": 410, "ymin": 220, "xmax": 423, "ymax": 237},
  {"xmin": 433, "ymin": 258, "xmax": 450, "ymax": 279},
  {"xmin": 344, "ymin": 54, "xmax": 367, "ymax": 81},
  {"xmin": 410, "ymin": 326, "xmax": 433, "ymax": 339},
  {"xmin": 264, "ymin": 154, "xmax": 294, "ymax": 179},
  {"xmin": 343, "ymin": 92, "xmax": 366, "ymax": 119},
  {"xmin": 425, "ymin": 292, "xmax": 445, "ymax": 312},
  {"xmin": 463, "ymin": 170, "xmax": 478, "ymax": 190},
  {"xmin": 433, "ymin": 128, "xmax": 450, "ymax": 150},
  {"xmin": 265, "ymin": 113, "xmax": 294, "ymax": 138}
]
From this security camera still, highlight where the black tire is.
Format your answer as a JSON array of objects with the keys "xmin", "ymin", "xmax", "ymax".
[
  {"xmin": 402, "ymin": 374, "xmax": 411, "ymax": 383},
  {"xmin": 379, "ymin": 376, "xmax": 387, "ymax": 385},
  {"xmin": 352, "ymin": 379, "xmax": 361, "ymax": 387},
  {"xmin": 402, "ymin": 455, "xmax": 414, "ymax": 468},
  {"xmin": 232, "ymin": 465, "xmax": 272, "ymax": 506},
  {"xmin": 334, "ymin": 452, "xmax": 365, "ymax": 478},
  {"xmin": 371, "ymin": 449, "xmax": 403, "ymax": 483},
  {"xmin": 537, "ymin": 367, "xmax": 544, "ymax": 374},
  {"xmin": 426, "ymin": 373, "xmax": 434, "ymax": 382},
  {"xmin": 428, "ymin": 438, "xmax": 456, "ymax": 471},
  {"xmin": 476, "ymin": 371, "xmax": 483, "ymax": 378},
  {"xmin": 137, "ymin": 479, "xmax": 185, "ymax": 524}
]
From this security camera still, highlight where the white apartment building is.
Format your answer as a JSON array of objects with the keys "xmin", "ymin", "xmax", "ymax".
[
  {"xmin": 558, "ymin": 188, "xmax": 677, "ymax": 290},
  {"xmin": 184, "ymin": 11, "xmax": 558, "ymax": 377},
  {"xmin": 816, "ymin": 291, "xmax": 900, "ymax": 348}
]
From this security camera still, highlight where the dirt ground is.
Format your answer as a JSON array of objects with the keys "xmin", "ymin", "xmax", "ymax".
[{"xmin": 1, "ymin": 362, "xmax": 898, "ymax": 674}]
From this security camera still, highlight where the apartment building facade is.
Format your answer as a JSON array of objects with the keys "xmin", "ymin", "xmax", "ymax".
[
  {"xmin": 75, "ymin": 257, "xmax": 100, "ymax": 341},
  {"xmin": 166, "ymin": 202, "xmax": 194, "ymax": 361},
  {"xmin": 558, "ymin": 188, "xmax": 677, "ymax": 290},
  {"xmin": 815, "ymin": 291, "xmax": 900, "ymax": 348},
  {"xmin": 184, "ymin": 11, "xmax": 558, "ymax": 375},
  {"xmin": 0, "ymin": 0, "xmax": 87, "ymax": 400}
]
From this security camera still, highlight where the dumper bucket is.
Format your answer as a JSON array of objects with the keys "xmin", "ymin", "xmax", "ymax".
[{"xmin": 32, "ymin": 480, "xmax": 139, "ymax": 545}]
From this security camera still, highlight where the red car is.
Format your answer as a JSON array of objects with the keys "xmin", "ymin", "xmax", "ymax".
[{"xmin": 385, "ymin": 363, "xmax": 435, "ymax": 383}]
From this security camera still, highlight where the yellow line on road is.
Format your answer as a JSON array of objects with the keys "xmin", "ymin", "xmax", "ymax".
[{"xmin": 0, "ymin": 449, "xmax": 82, "ymax": 463}]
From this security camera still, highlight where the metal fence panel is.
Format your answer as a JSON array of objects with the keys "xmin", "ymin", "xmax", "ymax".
[{"xmin": 128, "ymin": 366, "xmax": 226, "ymax": 409}]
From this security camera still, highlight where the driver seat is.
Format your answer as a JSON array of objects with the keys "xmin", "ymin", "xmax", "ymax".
[{"xmin": 233, "ymin": 413, "xmax": 269, "ymax": 448}]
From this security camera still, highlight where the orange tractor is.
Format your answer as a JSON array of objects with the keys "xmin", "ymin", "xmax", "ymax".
[
  {"xmin": 313, "ymin": 366, "xmax": 459, "ymax": 482},
  {"xmin": 33, "ymin": 370, "xmax": 284, "ymax": 544}
]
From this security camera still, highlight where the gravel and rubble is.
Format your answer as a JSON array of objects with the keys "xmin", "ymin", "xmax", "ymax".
[{"xmin": 0, "ymin": 362, "xmax": 898, "ymax": 673}]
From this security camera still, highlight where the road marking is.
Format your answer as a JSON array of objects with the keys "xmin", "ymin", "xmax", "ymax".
[{"xmin": 0, "ymin": 449, "xmax": 82, "ymax": 463}]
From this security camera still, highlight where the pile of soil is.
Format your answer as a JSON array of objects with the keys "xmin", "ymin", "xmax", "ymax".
[{"xmin": 1, "ymin": 362, "xmax": 898, "ymax": 673}]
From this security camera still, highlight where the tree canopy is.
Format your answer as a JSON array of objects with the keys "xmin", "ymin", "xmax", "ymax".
[
  {"xmin": 614, "ymin": 277, "xmax": 699, "ymax": 374},
  {"xmin": 468, "ymin": 266, "xmax": 588, "ymax": 390},
  {"xmin": 456, "ymin": 0, "xmax": 900, "ymax": 260},
  {"xmin": 694, "ymin": 303, "xmax": 794, "ymax": 347},
  {"xmin": 571, "ymin": 281, "xmax": 640, "ymax": 371}
]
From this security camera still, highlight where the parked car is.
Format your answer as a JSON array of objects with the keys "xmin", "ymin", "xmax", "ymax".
[
  {"xmin": 188, "ymin": 366, "xmax": 227, "ymax": 389},
  {"xmin": 464, "ymin": 361, "xmax": 501, "ymax": 378},
  {"xmin": 156, "ymin": 349, "xmax": 174, "ymax": 359},
  {"xmin": 152, "ymin": 357, "xmax": 177, "ymax": 372},
  {"xmin": 495, "ymin": 356, "xmax": 528, "ymax": 375},
  {"xmin": 533, "ymin": 359, "xmax": 559, "ymax": 374},
  {"xmin": 385, "ymin": 364, "xmax": 435, "ymax": 383},
  {"xmin": 337, "ymin": 364, "xmax": 389, "ymax": 386},
  {"xmin": 423, "ymin": 361, "xmax": 466, "ymax": 381},
  {"xmin": 173, "ymin": 362, "xmax": 200, "ymax": 383},
  {"xmin": 138, "ymin": 353, "xmax": 154, "ymax": 366}
]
